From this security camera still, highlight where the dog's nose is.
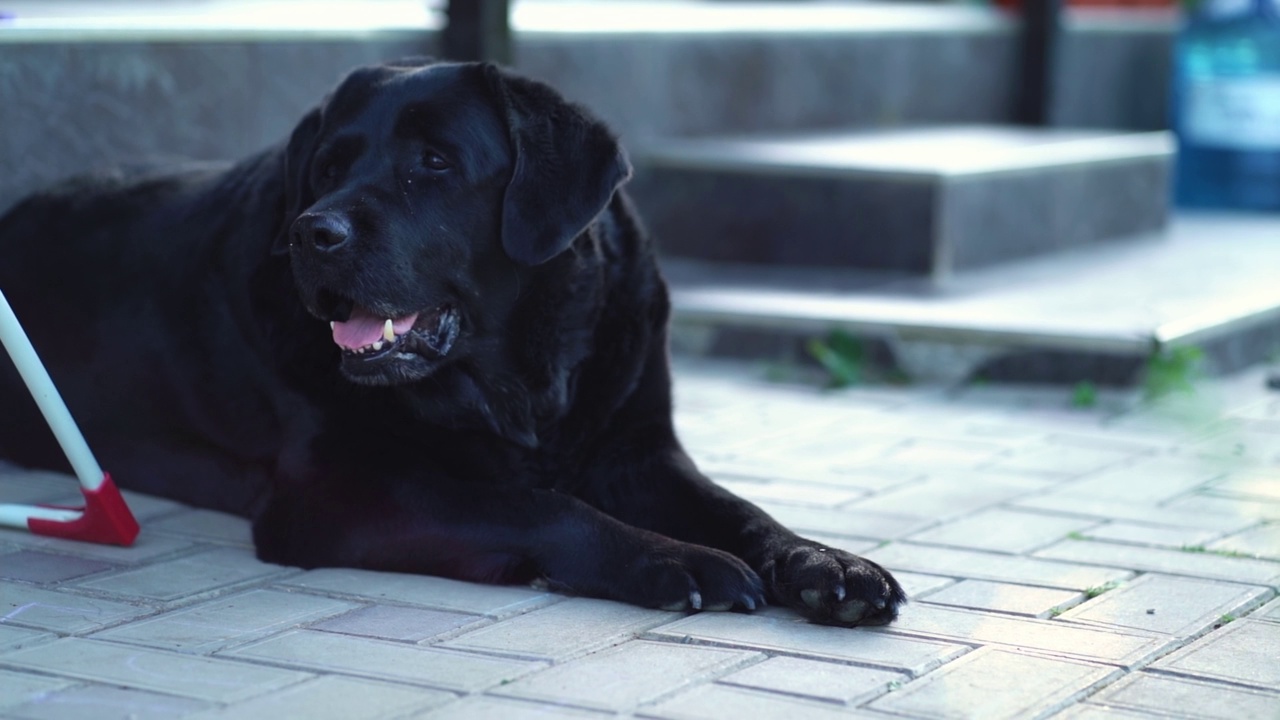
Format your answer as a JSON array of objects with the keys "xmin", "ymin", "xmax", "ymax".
[{"xmin": 293, "ymin": 213, "xmax": 352, "ymax": 252}]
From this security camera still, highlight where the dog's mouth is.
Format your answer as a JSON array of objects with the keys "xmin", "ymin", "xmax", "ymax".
[{"xmin": 325, "ymin": 301, "xmax": 461, "ymax": 385}]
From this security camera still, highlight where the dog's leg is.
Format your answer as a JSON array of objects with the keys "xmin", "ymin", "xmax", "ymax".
[
  {"xmin": 580, "ymin": 439, "xmax": 905, "ymax": 626},
  {"xmin": 252, "ymin": 475, "xmax": 764, "ymax": 612}
]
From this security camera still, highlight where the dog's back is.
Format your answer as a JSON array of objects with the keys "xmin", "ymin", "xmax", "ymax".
[{"xmin": 0, "ymin": 156, "xmax": 286, "ymax": 513}]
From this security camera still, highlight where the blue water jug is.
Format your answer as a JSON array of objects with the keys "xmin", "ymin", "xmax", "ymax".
[{"xmin": 1172, "ymin": 0, "xmax": 1280, "ymax": 210}]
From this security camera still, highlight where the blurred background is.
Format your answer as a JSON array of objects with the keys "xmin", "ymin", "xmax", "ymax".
[{"xmin": 0, "ymin": 0, "xmax": 1277, "ymax": 389}]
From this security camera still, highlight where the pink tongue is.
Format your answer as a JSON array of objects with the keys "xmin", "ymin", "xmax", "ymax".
[{"xmin": 331, "ymin": 306, "xmax": 419, "ymax": 350}]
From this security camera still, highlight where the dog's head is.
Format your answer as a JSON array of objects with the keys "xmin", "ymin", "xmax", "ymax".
[{"xmin": 275, "ymin": 58, "xmax": 631, "ymax": 387}]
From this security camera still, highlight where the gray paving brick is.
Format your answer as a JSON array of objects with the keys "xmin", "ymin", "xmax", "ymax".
[
  {"xmin": 920, "ymin": 579, "xmax": 1081, "ymax": 617},
  {"xmin": 1088, "ymin": 671, "xmax": 1280, "ymax": 720},
  {"xmin": 645, "ymin": 610, "xmax": 966, "ymax": 675},
  {"xmin": 641, "ymin": 682, "xmax": 884, "ymax": 720},
  {"xmin": 1052, "ymin": 456, "xmax": 1225, "ymax": 504},
  {"xmin": 710, "ymin": 477, "xmax": 866, "ymax": 507},
  {"xmin": 1057, "ymin": 574, "xmax": 1271, "ymax": 637},
  {"xmin": 1210, "ymin": 523, "xmax": 1280, "ymax": 560},
  {"xmin": 845, "ymin": 476, "xmax": 1043, "ymax": 524},
  {"xmin": 279, "ymin": 568, "xmax": 554, "ymax": 618},
  {"xmin": 1192, "ymin": 427, "xmax": 1280, "ymax": 463},
  {"xmin": 1053, "ymin": 703, "xmax": 1181, "ymax": 720},
  {"xmin": 220, "ymin": 629, "xmax": 542, "ymax": 692},
  {"xmin": 865, "ymin": 542, "xmax": 1133, "ymax": 590},
  {"xmin": 753, "ymin": 502, "xmax": 930, "ymax": 540},
  {"xmin": 1211, "ymin": 469, "xmax": 1280, "ymax": 502},
  {"xmin": 1, "ymin": 584, "xmax": 154, "ymax": 634},
  {"xmin": 92, "ymin": 589, "xmax": 357, "ymax": 653},
  {"xmin": 0, "ymin": 638, "xmax": 311, "ymax": 702},
  {"xmin": 877, "ymin": 438, "xmax": 1010, "ymax": 468},
  {"xmin": 0, "ymin": 527, "xmax": 195, "ymax": 565},
  {"xmin": 0, "ymin": 550, "xmax": 116, "ymax": 584},
  {"xmin": 1080, "ymin": 522, "xmax": 1218, "ymax": 550},
  {"xmin": 70, "ymin": 547, "xmax": 288, "ymax": 601},
  {"xmin": 0, "ymin": 625, "xmax": 55, "ymax": 652},
  {"xmin": 182, "ymin": 675, "xmax": 454, "ymax": 720},
  {"xmin": 1034, "ymin": 539, "xmax": 1280, "ymax": 586},
  {"xmin": 146, "ymin": 509, "xmax": 254, "ymax": 546},
  {"xmin": 3, "ymin": 684, "xmax": 215, "ymax": 720},
  {"xmin": 1011, "ymin": 495, "xmax": 1255, "ymax": 532},
  {"xmin": 490, "ymin": 640, "xmax": 758, "ymax": 713},
  {"xmin": 890, "ymin": 571, "xmax": 956, "ymax": 599},
  {"xmin": 0, "ymin": 668, "xmax": 75, "ymax": 711},
  {"xmin": 438, "ymin": 597, "xmax": 674, "ymax": 661},
  {"xmin": 717, "ymin": 656, "xmax": 906, "ymax": 705},
  {"xmin": 867, "ymin": 647, "xmax": 1119, "ymax": 720},
  {"xmin": 1149, "ymin": 620, "xmax": 1280, "ymax": 690},
  {"xmin": 0, "ymin": 470, "xmax": 77, "ymax": 504},
  {"xmin": 907, "ymin": 508, "xmax": 1092, "ymax": 554},
  {"xmin": 1252, "ymin": 595, "xmax": 1280, "ymax": 622},
  {"xmin": 1164, "ymin": 492, "xmax": 1280, "ymax": 522},
  {"xmin": 981, "ymin": 440, "xmax": 1143, "ymax": 477},
  {"xmin": 407, "ymin": 695, "xmax": 609, "ymax": 719},
  {"xmin": 311, "ymin": 604, "xmax": 485, "ymax": 642},
  {"xmin": 877, "ymin": 604, "xmax": 1168, "ymax": 667}
]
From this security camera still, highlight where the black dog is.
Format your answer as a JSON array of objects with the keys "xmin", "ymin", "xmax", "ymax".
[{"xmin": 0, "ymin": 59, "xmax": 904, "ymax": 626}]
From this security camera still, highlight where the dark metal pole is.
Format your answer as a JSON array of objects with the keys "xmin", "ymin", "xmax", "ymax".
[
  {"xmin": 1015, "ymin": 0, "xmax": 1063, "ymax": 126},
  {"xmin": 442, "ymin": 0, "xmax": 513, "ymax": 65}
]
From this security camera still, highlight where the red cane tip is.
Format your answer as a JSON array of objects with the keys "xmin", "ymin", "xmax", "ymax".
[{"xmin": 28, "ymin": 473, "xmax": 140, "ymax": 546}]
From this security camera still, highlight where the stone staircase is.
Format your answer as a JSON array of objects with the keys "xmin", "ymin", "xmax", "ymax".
[{"xmin": 629, "ymin": 123, "xmax": 1280, "ymax": 384}]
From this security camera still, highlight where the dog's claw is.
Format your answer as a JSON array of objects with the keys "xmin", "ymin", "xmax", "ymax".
[
  {"xmin": 740, "ymin": 593, "xmax": 757, "ymax": 611},
  {"xmin": 689, "ymin": 590, "xmax": 703, "ymax": 611},
  {"xmin": 834, "ymin": 584, "xmax": 847, "ymax": 602}
]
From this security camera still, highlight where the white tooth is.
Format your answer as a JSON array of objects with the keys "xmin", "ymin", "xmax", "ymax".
[
  {"xmin": 372, "ymin": 341, "xmax": 383, "ymax": 351},
  {"xmin": 329, "ymin": 321, "xmax": 335, "ymax": 330},
  {"xmin": 383, "ymin": 318, "xmax": 395, "ymax": 343}
]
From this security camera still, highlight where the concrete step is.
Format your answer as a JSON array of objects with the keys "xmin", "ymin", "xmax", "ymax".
[
  {"xmin": 0, "ymin": 4, "xmax": 1176, "ymax": 214},
  {"xmin": 664, "ymin": 213, "xmax": 1280, "ymax": 384},
  {"xmin": 634, "ymin": 126, "xmax": 1174, "ymax": 278}
]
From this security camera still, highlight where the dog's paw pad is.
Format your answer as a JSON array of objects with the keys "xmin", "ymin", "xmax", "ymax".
[{"xmin": 764, "ymin": 543, "xmax": 906, "ymax": 627}]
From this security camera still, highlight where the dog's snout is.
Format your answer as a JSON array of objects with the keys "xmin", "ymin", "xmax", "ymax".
[{"xmin": 293, "ymin": 213, "xmax": 352, "ymax": 252}]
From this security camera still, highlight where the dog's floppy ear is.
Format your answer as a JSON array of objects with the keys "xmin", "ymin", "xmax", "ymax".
[
  {"xmin": 271, "ymin": 106, "xmax": 323, "ymax": 256},
  {"xmin": 485, "ymin": 65, "xmax": 633, "ymax": 266}
]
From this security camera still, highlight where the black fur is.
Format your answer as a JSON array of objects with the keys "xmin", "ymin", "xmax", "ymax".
[{"xmin": 0, "ymin": 60, "xmax": 904, "ymax": 625}]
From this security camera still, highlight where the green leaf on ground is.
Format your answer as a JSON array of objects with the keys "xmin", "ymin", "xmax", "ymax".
[
  {"xmin": 807, "ymin": 330, "xmax": 865, "ymax": 388},
  {"xmin": 1083, "ymin": 581, "xmax": 1120, "ymax": 599},
  {"xmin": 1144, "ymin": 346, "xmax": 1205, "ymax": 400},
  {"xmin": 1071, "ymin": 381, "xmax": 1098, "ymax": 408}
]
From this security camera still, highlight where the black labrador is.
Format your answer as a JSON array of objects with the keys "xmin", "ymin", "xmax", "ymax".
[{"xmin": 0, "ymin": 59, "xmax": 904, "ymax": 626}]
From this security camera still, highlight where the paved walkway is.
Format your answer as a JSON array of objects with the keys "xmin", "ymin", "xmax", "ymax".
[{"xmin": 0, "ymin": 358, "xmax": 1277, "ymax": 719}]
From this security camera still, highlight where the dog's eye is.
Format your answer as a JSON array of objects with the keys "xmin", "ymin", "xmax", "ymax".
[
  {"xmin": 314, "ymin": 161, "xmax": 339, "ymax": 187},
  {"xmin": 421, "ymin": 151, "xmax": 451, "ymax": 172}
]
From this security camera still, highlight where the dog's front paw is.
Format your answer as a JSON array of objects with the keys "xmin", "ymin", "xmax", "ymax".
[
  {"xmin": 760, "ymin": 542, "xmax": 905, "ymax": 626},
  {"xmin": 622, "ymin": 542, "xmax": 766, "ymax": 613}
]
